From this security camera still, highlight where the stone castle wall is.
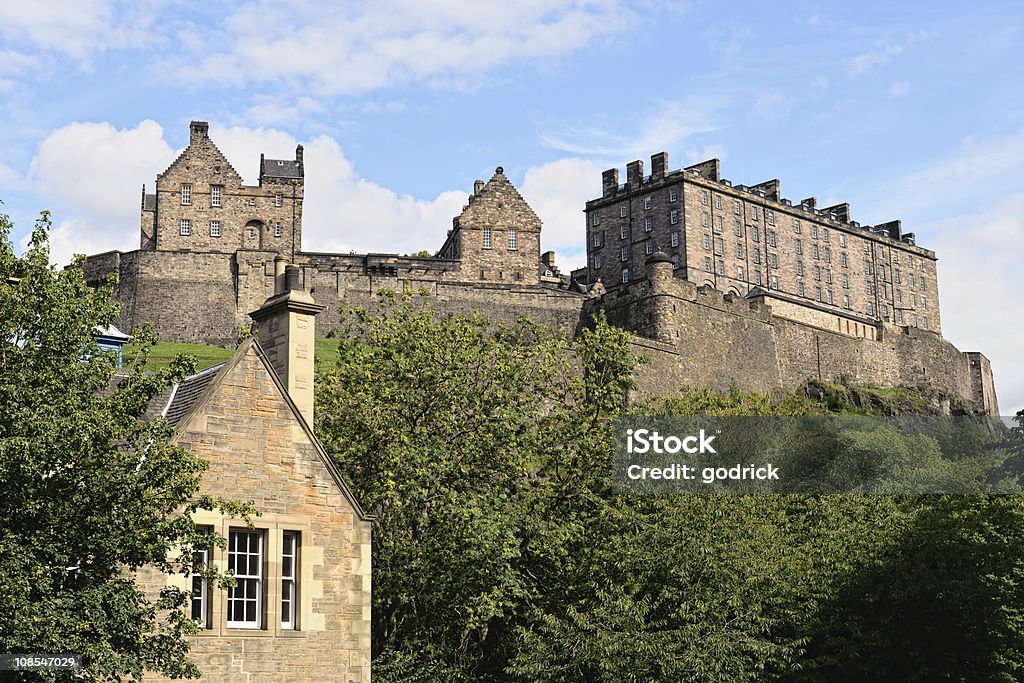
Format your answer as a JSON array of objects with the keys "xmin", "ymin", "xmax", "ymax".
[
  {"xmin": 587, "ymin": 259, "xmax": 998, "ymax": 414},
  {"xmin": 83, "ymin": 249, "xmax": 585, "ymax": 346}
]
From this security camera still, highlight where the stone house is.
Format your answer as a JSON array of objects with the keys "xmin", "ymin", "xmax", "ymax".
[{"xmin": 138, "ymin": 266, "xmax": 372, "ymax": 682}]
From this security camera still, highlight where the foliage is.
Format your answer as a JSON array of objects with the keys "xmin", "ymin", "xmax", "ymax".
[
  {"xmin": 317, "ymin": 291, "xmax": 1024, "ymax": 681},
  {"xmin": 0, "ymin": 210, "xmax": 248, "ymax": 681}
]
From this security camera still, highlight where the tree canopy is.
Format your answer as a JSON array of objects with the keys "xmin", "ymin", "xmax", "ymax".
[
  {"xmin": 0, "ymin": 211, "xmax": 243, "ymax": 681},
  {"xmin": 317, "ymin": 291, "xmax": 1024, "ymax": 682}
]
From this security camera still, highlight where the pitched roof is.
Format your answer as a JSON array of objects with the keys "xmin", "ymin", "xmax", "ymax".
[
  {"xmin": 159, "ymin": 362, "xmax": 226, "ymax": 426},
  {"xmin": 261, "ymin": 157, "xmax": 303, "ymax": 179},
  {"xmin": 146, "ymin": 341, "xmax": 371, "ymax": 521}
]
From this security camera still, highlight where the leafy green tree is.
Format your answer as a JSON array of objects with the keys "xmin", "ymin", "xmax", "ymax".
[
  {"xmin": 316, "ymin": 292, "xmax": 640, "ymax": 680},
  {"xmin": 0, "ymin": 211, "xmax": 244, "ymax": 681}
]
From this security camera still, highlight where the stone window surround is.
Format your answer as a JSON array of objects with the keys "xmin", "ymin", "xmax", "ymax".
[{"xmin": 189, "ymin": 512, "xmax": 312, "ymax": 639}]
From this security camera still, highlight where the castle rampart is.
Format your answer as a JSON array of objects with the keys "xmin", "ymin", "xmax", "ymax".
[{"xmin": 79, "ymin": 122, "xmax": 998, "ymax": 415}]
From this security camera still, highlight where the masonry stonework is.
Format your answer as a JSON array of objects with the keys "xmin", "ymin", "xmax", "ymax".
[{"xmin": 81, "ymin": 122, "xmax": 998, "ymax": 414}]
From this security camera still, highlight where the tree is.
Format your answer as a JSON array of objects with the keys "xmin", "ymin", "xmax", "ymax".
[
  {"xmin": 316, "ymin": 292, "xmax": 1024, "ymax": 682},
  {"xmin": 315, "ymin": 291, "xmax": 640, "ymax": 680},
  {"xmin": 0, "ymin": 210, "xmax": 243, "ymax": 681}
]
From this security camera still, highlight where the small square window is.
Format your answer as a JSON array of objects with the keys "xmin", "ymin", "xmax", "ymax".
[
  {"xmin": 180, "ymin": 219, "xmax": 192, "ymax": 236},
  {"xmin": 249, "ymin": 197, "xmax": 256, "ymax": 207},
  {"xmin": 209, "ymin": 220, "xmax": 221, "ymax": 238}
]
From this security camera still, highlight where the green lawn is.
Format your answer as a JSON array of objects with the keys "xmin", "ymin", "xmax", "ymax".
[{"xmin": 125, "ymin": 337, "xmax": 341, "ymax": 373}]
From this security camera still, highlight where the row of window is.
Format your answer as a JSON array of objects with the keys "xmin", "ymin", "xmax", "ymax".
[
  {"xmin": 179, "ymin": 184, "xmax": 284, "ymax": 208},
  {"xmin": 179, "ymin": 220, "xmax": 283, "ymax": 239},
  {"xmin": 482, "ymin": 227, "xmax": 517, "ymax": 250},
  {"xmin": 192, "ymin": 529, "xmax": 299, "ymax": 630}
]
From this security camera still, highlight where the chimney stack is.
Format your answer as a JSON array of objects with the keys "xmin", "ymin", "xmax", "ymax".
[
  {"xmin": 189, "ymin": 120, "xmax": 209, "ymax": 143},
  {"xmin": 249, "ymin": 265, "xmax": 323, "ymax": 426}
]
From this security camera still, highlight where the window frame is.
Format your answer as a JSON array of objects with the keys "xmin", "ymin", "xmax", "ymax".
[
  {"xmin": 181, "ymin": 184, "xmax": 192, "ymax": 206},
  {"xmin": 281, "ymin": 531, "xmax": 299, "ymax": 630},
  {"xmin": 227, "ymin": 529, "xmax": 264, "ymax": 630}
]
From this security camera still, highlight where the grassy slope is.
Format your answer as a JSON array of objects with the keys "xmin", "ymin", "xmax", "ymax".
[{"xmin": 126, "ymin": 338, "xmax": 340, "ymax": 373}]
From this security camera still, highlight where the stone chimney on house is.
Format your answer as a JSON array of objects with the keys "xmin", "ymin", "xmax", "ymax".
[{"xmin": 249, "ymin": 264, "xmax": 323, "ymax": 425}]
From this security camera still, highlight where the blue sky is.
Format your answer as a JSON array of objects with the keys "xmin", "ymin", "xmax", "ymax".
[{"xmin": 1, "ymin": 1, "xmax": 1022, "ymax": 413}]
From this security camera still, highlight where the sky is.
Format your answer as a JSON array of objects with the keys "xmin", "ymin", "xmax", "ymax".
[{"xmin": 1, "ymin": 0, "xmax": 1022, "ymax": 414}]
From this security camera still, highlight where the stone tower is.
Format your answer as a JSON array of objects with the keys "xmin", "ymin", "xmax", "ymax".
[{"xmin": 141, "ymin": 121, "xmax": 304, "ymax": 258}]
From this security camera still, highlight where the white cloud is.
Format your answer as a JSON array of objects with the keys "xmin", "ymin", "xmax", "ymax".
[
  {"xmin": 28, "ymin": 120, "xmax": 175, "ymax": 265},
  {"xmin": 684, "ymin": 144, "xmax": 726, "ymax": 165},
  {"xmin": 174, "ymin": 0, "xmax": 630, "ymax": 95},
  {"xmin": 538, "ymin": 96, "xmax": 722, "ymax": 157},
  {"xmin": 888, "ymin": 81, "xmax": 910, "ymax": 96},
  {"xmin": 876, "ymin": 128, "xmax": 1024, "ymax": 220},
  {"xmin": 27, "ymin": 120, "xmax": 471, "ymax": 264},
  {"xmin": 0, "ymin": 1, "xmax": 154, "ymax": 62},
  {"xmin": 520, "ymin": 158, "xmax": 605, "ymax": 271},
  {"xmin": 848, "ymin": 30, "xmax": 931, "ymax": 76},
  {"xmin": 927, "ymin": 194, "xmax": 1024, "ymax": 415}
]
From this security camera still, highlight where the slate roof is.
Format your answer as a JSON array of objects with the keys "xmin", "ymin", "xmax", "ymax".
[
  {"xmin": 154, "ymin": 362, "xmax": 227, "ymax": 426},
  {"xmin": 261, "ymin": 157, "xmax": 303, "ymax": 179},
  {"xmin": 142, "ymin": 194, "xmax": 156, "ymax": 212}
]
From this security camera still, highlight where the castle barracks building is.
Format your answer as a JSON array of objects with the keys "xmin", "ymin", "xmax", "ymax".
[{"xmin": 82, "ymin": 122, "xmax": 999, "ymax": 415}]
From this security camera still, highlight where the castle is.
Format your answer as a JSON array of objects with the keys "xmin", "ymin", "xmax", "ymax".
[{"xmin": 81, "ymin": 122, "xmax": 999, "ymax": 415}]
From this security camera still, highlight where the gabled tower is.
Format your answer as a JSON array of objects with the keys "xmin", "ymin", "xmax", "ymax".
[
  {"xmin": 436, "ymin": 167, "xmax": 542, "ymax": 285},
  {"xmin": 142, "ymin": 121, "xmax": 303, "ymax": 258}
]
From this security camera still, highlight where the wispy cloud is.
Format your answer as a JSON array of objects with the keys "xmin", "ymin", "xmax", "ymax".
[
  {"xmin": 927, "ymin": 194, "xmax": 1024, "ymax": 414},
  {"xmin": 848, "ymin": 30, "xmax": 932, "ymax": 76},
  {"xmin": 172, "ymin": 0, "xmax": 633, "ymax": 96},
  {"xmin": 538, "ymin": 96, "xmax": 722, "ymax": 157}
]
